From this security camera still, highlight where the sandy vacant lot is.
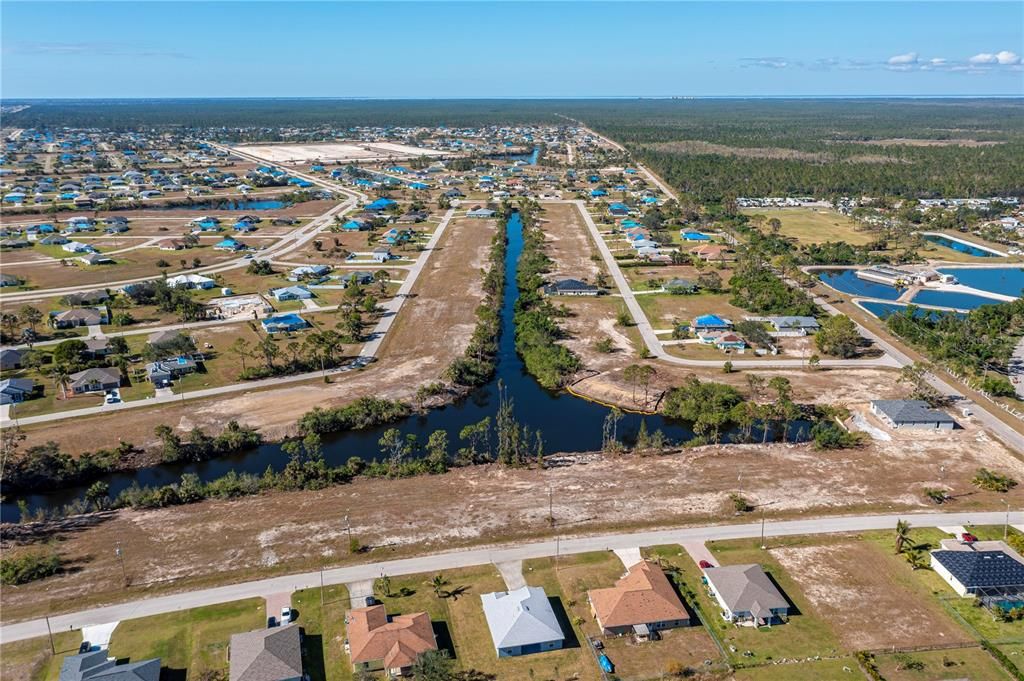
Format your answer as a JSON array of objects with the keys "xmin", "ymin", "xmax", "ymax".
[
  {"xmin": 233, "ymin": 142, "xmax": 446, "ymax": 164},
  {"xmin": 3, "ymin": 433, "xmax": 1022, "ymax": 622},
  {"xmin": 772, "ymin": 542, "xmax": 971, "ymax": 650}
]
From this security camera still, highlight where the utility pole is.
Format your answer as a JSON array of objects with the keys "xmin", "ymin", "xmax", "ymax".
[
  {"xmin": 320, "ymin": 567, "xmax": 325, "ymax": 608},
  {"xmin": 345, "ymin": 514, "xmax": 352, "ymax": 552},
  {"xmin": 1005, "ymin": 500, "xmax": 1011, "ymax": 541},
  {"xmin": 760, "ymin": 508, "xmax": 767, "ymax": 550},
  {"xmin": 548, "ymin": 486, "xmax": 553, "ymax": 527},
  {"xmin": 45, "ymin": 615, "xmax": 55, "ymax": 655},
  {"xmin": 115, "ymin": 542, "xmax": 127, "ymax": 587}
]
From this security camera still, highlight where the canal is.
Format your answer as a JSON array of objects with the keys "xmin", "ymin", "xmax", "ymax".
[{"xmin": 3, "ymin": 212, "xmax": 802, "ymax": 519}]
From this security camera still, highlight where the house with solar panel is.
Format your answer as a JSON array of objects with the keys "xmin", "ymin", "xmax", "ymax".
[{"xmin": 931, "ymin": 539, "xmax": 1024, "ymax": 611}]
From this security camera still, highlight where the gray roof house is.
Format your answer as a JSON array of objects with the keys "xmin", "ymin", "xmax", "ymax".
[
  {"xmin": 542, "ymin": 279, "xmax": 599, "ymax": 296},
  {"xmin": 481, "ymin": 585, "xmax": 564, "ymax": 657},
  {"xmin": 702, "ymin": 564, "xmax": 790, "ymax": 626},
  {"xmin": 870, "ymin": 399, "xmax": 955, "ymax": 430},
  {"xmin": 0, "ymin": 378, "xmax": 36, "ymax": 405},
  {"xmin": 50, "ymin": 307, "xmax": 107, "ymax": 328},
  {"xmin": 229, "ymin": 624, "xmax": 303, "ymax": 681},
  {"xmin": 59, "ymin": 650, "xmax": 160, "ymax": 681},
  {"xmin": 148, "ymin": 329, "xmax": 186, "ymax": 348},
  {"xmin": 68, "ymin": 367, "xmax": 121, "ymax": 395},
  {"xmin": 271, "ymin": 285, "xmax": 314, "ymax": 302},
  {"xmin": 0, "ymin": 347, "xmax": 23, "ymax": 370},
  {"xmin": 766, "ymin": 316, "xmax": 820, "ymax": 336},
  {"xmin": 146, "ymin": 357, "xmax": 197, "ymax": 385}
]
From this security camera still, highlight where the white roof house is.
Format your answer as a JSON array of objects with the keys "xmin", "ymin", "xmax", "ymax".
[
  {"xmin": 166, "ymin": 273, "xmax": 216, "ymax": 289},
  {"xmin": 480, "ymin": 586, "xmax": 564, "ymax": 657}
]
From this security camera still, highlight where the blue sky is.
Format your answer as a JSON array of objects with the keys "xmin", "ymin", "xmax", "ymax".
[{"xmin": 2, "ymin": 1, "xmax": 1022, "ymax": 98}]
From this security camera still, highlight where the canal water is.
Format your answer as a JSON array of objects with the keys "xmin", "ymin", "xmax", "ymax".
[
  {"xmin": 817, "ymin": 269, "xmax": 904, "ymax": 300},
  {"xmin": 2, "ymin": 212, "xmax": 802, "ymax": 519},
  {"xmin": 938, "ymin": 267, "xmax": 1024, "ymax": 299}
]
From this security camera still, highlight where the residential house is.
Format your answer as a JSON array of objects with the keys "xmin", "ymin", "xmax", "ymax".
[
  {"xmin": 0, "ymin": 239, "xmax": 30, "ymax": 249},
  {"xmin": 931, "ymin": 540, "xmax": 1024, "ymax": 598},
  {"xmin": 68, "ymin": 367, "xmax": 122, "ymax": 395},
  {"xmin": 698, "ymin": 332, "xmax": 746, "ymax": 352},
  {"xmin": 214, "ymin": 237, "xmax": 247, "ymax": 252},
  {"xmin": 83, "ymin": 338, "xmax": 112, "ymax": 358},
  {"xmin": 148, "ymin": 329, "xmax": 188, "ymax": 349},
  {"xmin": 64, "ymin": 289, "xmax": 109, "ymax": 306},
  {"xmin": 481, "ymin": 586, "xmax": 565, "ymax": 657},
  {"xmin": 0, "ymin": 273, "xmax": 23, "ymax": 287},
  {"xmin": 765, "ymin": 316, "xmax": 820, "ymax": 336},
  {"xmin": 1, "ymin": 348, "xmax": 24, "ymax": 370},
  {"xmin": 691, "ymin": 314, "xmax": 732, "ymax": 332},
  {"xmin": 62, "ymin": 241, "xmax": 96, "ymax": 254},
  {"xmin": 702, "ymin": 564, "xmax": 790, "ymax": 626},
  {"xmin": 261, "ymin": 314, "xmax": 309, "ymax": 334},
  {"xmin": 341, "ymin": 271, "xmax": 374, "ymax": 287},
  {"xmin": 50, "ymin": 307, "xmax": 108, "ymax": 329},
  {"xmin": 364, "ymin": 198, "xmax": 397, "ymax": 212},
  {"xmin": 146, "ymin": 357, "xmax": 197, "ymax": 385},
  {"xmin": 341, "ymin": 219, "xmax": 368, "ymax": 231},
  {"xmin": 167, "ymin": 274, "xmax": 216, "ymax": 290},
  {"xmin": 543, "ymin": 279, "xmax": 599, "ymax": 296},
  {"xmin": 229, "ymin": 624, "xmax": 303, "ymax": 681},
  {"xmin": 608, "ymin": 202, "xmax": 630, "ymax": 217},
  {"xmin": 38, "ymin": 234, "xmax": 70, "ymax": 246},
  {"xmin": 870, "ymin": 400, "xmax": 956, "ymax": 430},
  {"xmin": 372, "ymin": 248, "xmax": 393, "ymax": 263},
  {"xmin": 271, "ymin": 285, "xmax": 314, "ymax": 302},
  {"xmin": 288, "ymin": 264, "xmax": 331, "ymax": 282},
  {"xmin": 690, "ymin": 244, "xmax": 734, "ymax": 262},
  {"xmin": 467, "ymin": 207, "xmax": 496, "ymax": 218},
  {"xmin": 0, "ymin": 378, "xmax": 36, "ymax": 405},
  {"xmin": 588, "ymin": 560, "xmax": 690, "ymax": 637},
  {"xmin": 347, "ymin": 604, "xmax": 438, "ymax": 676},
  {"xmin": 79, "ymin": 253, "xmax": 115, "ymax": 266},
  {"xmin": 156, "ymin": 239, "xmax": 186, "ymax": 251},
  {"xmin": 58, "ymin": 650, "xmax": 160, "ymax": 681}
]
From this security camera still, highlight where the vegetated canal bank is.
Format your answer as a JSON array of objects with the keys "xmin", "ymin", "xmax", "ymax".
[{"xmin": 2, "ymin": 211, "xmax": 804, "ymax": 520}]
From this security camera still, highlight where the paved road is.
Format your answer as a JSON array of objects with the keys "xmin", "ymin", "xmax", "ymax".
[
  {"xmin": 0, "ymin": 210, "xmax": 458, "ymax": 429},
  {"xmin": 2, "ymin": 510, "xmax": 1018, "ymax": 642}
]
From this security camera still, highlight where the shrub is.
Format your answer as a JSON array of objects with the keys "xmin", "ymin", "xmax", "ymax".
[
  {"xmin": 1, "ymin": 550, "xmax": 62, "ymax": 585},
  {"xmin": 973, "ymin": 467, "xmax": 1017, "ymax": 493}
]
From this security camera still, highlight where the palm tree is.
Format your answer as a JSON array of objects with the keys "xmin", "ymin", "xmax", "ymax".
[
  {"xmin": 905, "ymin": 549, "xmax": 925, "ymax": 570},
  {"xmin": 17, "ymin": 306, "xmax": 42, "ymax": 335},
  {"xmin": 53, "ymin": 367, "xmax": 71, "ymax": 400},
  {"xmin": 374, "ymin": 574, "xmax": 392, "ymax": 599},
  {"xmin": 895, "ymin": 519, "xmax": 912, "ymax": 554},
  {"xmin": 229, "ymin": 338, "xmax": 252, "ymax": 373},
  {"xmin": 429, "ymin": 573, "xmax": 449, "ymax": 599}
]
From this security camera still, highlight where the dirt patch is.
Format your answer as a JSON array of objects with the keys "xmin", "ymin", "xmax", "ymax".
[
  {"xmin": 771, "ymin": 542, "xmax": 971, "ymax": 649},
  {"xmin": 538, "ymin": 202, "xmax": 601, "ymax": 281},
  {"xmin": 3, "ymin": 435, "xmax": 1023, "ymax": 623},
  {"xmin": 847, "ymin": 138, "xmax": 1004, "ymax": 147}
]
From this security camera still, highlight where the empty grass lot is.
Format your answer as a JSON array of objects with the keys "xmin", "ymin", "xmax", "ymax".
[
  {"xmin": 740, "ymin": 208, "xmax": 876, "ymax": 246},
  {"xmin": 105, "ymin": 598, "xmax": 266, "ymax": 679},
  {"xmin": 291, "ymin": 584, "xmax": 353, "ymax": 681},
  {"xmin": 872, "ymin": 647, "xmax": 1012, "ymax": 681}
]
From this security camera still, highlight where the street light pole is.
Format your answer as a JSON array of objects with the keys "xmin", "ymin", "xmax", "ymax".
[
  {"xmin": 115, "ymin": 542, "xmax": 127, "ymax": 587},
  {"xmin": 1005, "ymin": 500, "xmax": 1010, "ymax": 541},
  {"xmin": 760, "ymin": 508, "xmax": 766, "ymax": 550}
]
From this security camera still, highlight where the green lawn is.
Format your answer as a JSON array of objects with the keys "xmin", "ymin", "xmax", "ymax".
[
  {"xmin": 872, "ymin": 647, "xmax": 1013, "ymax": 681},
  {"xmin": 740, "ymin": 208, "xmax": 877, "ymax": 246},
  {"xmin": 732, "ymin": 657, "xmax": 858, "ymax": 680},
  {"xmin": 0, "ymin": 630, "xmax": 82, "ymax": 681},
  {"xmin": 106, "ymin": 598, "xmax": 266, "ymax": 679},
  {"xmin": 291, "ymin": 584, "xmax": 352, "ymax": 681}
]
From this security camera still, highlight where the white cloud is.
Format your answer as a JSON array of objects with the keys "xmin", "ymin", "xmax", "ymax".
[
  {"xmin": 970, "ymin": 52, "xmax": 998, "ymax": 64},
  {"xmin": 887, "ymin": 52, "xmax": 918, "ymax": 65},
  {"xmin": 929, "ymin": 58, "xmax": 946, "ymax": 65},
  {"xmin": 740, "ymin": 57, "xmax": 789, "ymax": 69},
  {"xmin": 996, "ymin": 50, "xmax": 1021, "ymax": 65}
]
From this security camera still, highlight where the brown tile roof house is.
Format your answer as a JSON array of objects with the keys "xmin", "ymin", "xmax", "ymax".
[
  {"xmin": 229, "ymin": 624, "xmax": 303, "ymax": 681},
  {"xmin": 588, "ymin": 560, "xmax": 690, "ymax": 636},
  {"xmin": 347, "ymin": 604, "xmax": 437, "ymax": 676},
  {"xmin": 689, "ymin": 244, "xmax": 734, "ymax": 262}
]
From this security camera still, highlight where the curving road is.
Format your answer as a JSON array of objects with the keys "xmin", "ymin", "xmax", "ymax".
[{"xmin": 1, "ymin": 509, "xmax": 1019, "ymax": 642}]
